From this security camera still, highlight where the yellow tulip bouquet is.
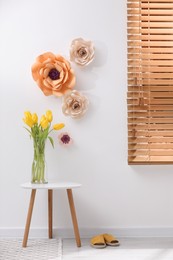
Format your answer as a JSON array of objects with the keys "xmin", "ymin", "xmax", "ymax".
[{"xmin": 23, "ymin": 110, "xmax": 64, "ymax": 183}]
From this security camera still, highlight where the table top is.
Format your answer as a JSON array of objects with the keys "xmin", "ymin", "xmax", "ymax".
[{"xmin": 21, "ymin": 181, "xmax": 81, "ymax": 190}]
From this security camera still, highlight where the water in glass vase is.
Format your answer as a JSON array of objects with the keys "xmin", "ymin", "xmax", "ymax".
[{"xmin": 31, "ymin": 140, "xmax": 48, "ymax": 184}]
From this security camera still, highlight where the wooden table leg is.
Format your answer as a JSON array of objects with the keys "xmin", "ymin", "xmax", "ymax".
[
  {"xmin": 22, "ymin": 189, "xmax": 36, "ymax": 247},
  {"xmin": 67, "ymin": 189, "xmax": 81, "ymax": 247},
  {"xmin": 48, "ymin": 189, "xmax": 53, "ymax": 239}
]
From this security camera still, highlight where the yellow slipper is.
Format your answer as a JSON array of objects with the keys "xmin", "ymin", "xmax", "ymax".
[
  {"xmin": 90, "ymin": 234, "xmax": 106, "ymax": 249},
  {"xmin": 103, "ymin": 233, "xmax": 120, "ymax": 246}
]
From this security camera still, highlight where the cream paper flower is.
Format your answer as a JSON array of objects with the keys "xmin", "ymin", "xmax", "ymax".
[
  {"xmin": 70, "ymin": 38, "xmax": 95, "ymax": 66},
  {"xmin": 62, "ymin": 90, "xmax": 89, "ymax": 119}
]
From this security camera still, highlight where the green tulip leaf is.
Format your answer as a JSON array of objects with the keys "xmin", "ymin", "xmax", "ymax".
[
  {"xmin": 48, "ymin": 136, "xmax": 54, "ymax": 148},
  {"xmin": 24, "ymin": 127, "xmax": 32, "ymax": 135}
]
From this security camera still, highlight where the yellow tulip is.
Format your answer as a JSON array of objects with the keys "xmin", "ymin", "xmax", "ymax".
[
  {"xmin": 32, "ymin": 113, "xmax": 38, "ymax": 124},
  {"xmin": 46, "ymin": 110, "xmax": 53, "ymax": 122},
  {"xmin": 23, "ymin": 117, "xmax": 34, "ymax": 128},
  {"xmin": 23, "ymin": 111, "xmax": 35, "ymax": 127},
  {"xmin": 24, "ymin": 111, "xmax": 32, "ymax": 118},
  {"xmin": 40, "ymin": 115, "xmax": 46, "ymax": 124},
  {"xmin": 53, "ymin": 123, "xmax": 65, "ymax": 130},
  {"xmin": 40, "ymin": 118, "xmax": 49, "ymax": 129}
]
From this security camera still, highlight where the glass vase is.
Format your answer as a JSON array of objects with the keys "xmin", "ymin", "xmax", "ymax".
[{"xmin": 31, "ymin": 140, "xmax": 48, "ymax": 184}]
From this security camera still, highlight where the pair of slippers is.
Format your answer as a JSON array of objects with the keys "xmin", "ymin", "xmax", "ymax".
[{"xmin": 90, "ymin": 233, "xmax": 120, "ymax": 249}]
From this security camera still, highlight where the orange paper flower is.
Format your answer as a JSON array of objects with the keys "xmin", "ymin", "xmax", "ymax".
[{"xmin": 31, "ymin": 52, "xmax": 76, "ymax": 97}]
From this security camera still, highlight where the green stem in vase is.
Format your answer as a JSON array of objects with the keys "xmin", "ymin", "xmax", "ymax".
[{"xmin": 31, "ymin": 139, "xmax": 47, "ymax": 183}]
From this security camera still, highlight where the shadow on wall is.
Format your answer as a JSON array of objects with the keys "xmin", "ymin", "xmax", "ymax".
[{"xmin": 74, "ymin": 41, "xmax": 108, "ymax": 91}]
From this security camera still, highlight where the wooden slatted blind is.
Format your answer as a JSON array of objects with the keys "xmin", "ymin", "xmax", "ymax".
[{"xmin": 128, "ymin": 0, "xmax": 173, "ymax": 164}]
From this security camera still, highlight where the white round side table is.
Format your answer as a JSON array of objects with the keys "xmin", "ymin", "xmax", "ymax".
[{"xmin": 21, "ymin": 182, "xmax": 81, "ymax": 248}]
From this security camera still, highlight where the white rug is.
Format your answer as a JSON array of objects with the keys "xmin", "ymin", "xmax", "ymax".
[{"xmin": 0, "ymin": 239, "xmax": 62, "ymax": 260}]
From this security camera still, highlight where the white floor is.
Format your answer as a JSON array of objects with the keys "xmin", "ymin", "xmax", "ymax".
[{"xmin": 62, "ymin": 237, "xmax": 173, "ymax": 260}]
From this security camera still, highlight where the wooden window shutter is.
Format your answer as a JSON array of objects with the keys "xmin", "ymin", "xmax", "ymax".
[{"xmin": 127, "ymin": 0, "xmax": 173, "ymax": 164}]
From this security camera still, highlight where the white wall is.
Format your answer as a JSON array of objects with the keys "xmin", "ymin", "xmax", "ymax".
[{"xmin": 1, "ymin": 0, "xmax": 173, "ymax": 238}]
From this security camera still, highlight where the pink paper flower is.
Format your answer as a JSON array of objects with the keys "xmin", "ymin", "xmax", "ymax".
[{"xmin": 58, "ymin": 132, "xmax": 73, "ymax": 146}]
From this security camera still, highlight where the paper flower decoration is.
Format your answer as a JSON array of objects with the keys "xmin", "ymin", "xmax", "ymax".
[
  {"xmin": 70, "ymin": 38, "xmax": 95, "ymax": 66},
  {"xmin": 62, "ymin": 90, "xmax": 89, "ymax": 119},
  {"xmin": 31, "ymin": 52, "xmax": 75, "ymax": 97},
  {"xmin": 58, "ymin": 132, "xmax": 73, "ymax": 146}
]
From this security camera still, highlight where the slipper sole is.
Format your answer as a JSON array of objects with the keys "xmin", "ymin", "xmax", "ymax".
[
  {"xmin": 90, "ymin": 243, "xmax": 106, "ymax": 249},
  {"xmin": 106, "ymin": 242, "xmax": 120, "ymax": 246}
]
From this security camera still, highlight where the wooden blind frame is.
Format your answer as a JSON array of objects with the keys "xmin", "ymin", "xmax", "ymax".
[{"xmin": 127, "ymin": 0, "xmax": 173, "ymax": 164}]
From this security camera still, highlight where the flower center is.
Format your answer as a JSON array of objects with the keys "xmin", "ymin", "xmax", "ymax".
[
  {"xmin": 61, "ymin": 134, "xmax": 70, "ymax": 144},
  {"xmin": 78, "ymin": 48, "xmax": 87, "ymax": 58},
  {"xmin": 72, "ymin": 101, "xmax": 80, "ymax": 110},
  {"xmin": 48, "ymin": 68, "xmax": 60, "ymax": 80}
]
